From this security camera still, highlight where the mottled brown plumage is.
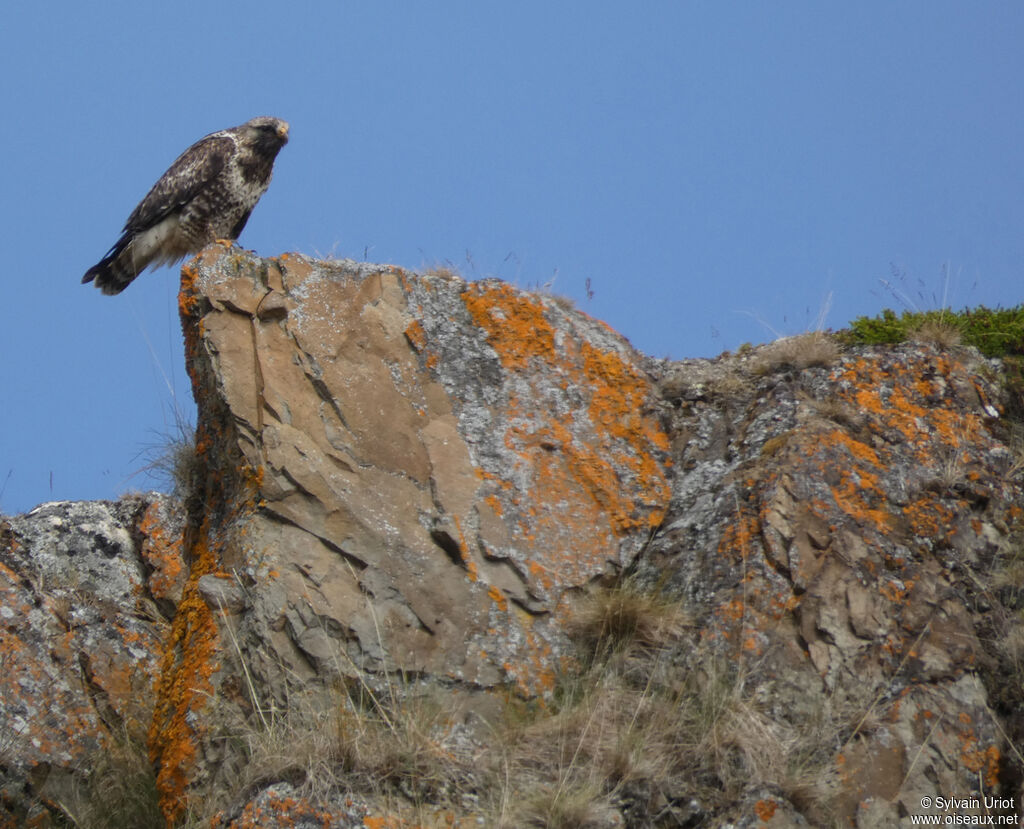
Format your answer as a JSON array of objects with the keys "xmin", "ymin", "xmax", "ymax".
[{"xmin": 83, "ymin": 117, "xmax": 289, "ymax": 295}]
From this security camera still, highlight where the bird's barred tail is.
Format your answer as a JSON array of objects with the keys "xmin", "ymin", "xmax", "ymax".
[{"xmin": 82, "ymin": 239, "xmax": 140, "ymax": 296}]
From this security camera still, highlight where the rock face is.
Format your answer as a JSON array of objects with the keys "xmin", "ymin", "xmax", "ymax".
[
  {"xmin": 152, "ymin": 248, "xmax": 671, "ymax": 819},
  {"xmin": 648, "ymin": 343, "xmax": 1022, "ymax": 826},
  {"xmin": 4, "ymin": 246, "xmax": 1024, "ymax": 827},
  {"xmin": 0, "ymin": 494, "xmax": 184, "ymax": 826}
]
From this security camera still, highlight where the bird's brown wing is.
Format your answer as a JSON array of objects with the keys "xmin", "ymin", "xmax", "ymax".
[{"xmin": 122, "ymin": 134, "xmax": 235, "ymax": 234}]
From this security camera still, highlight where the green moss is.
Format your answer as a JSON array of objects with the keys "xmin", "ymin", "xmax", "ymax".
[{"xmin": 840, "ymin": 306, "xmax": 1024, "ymax": 358}]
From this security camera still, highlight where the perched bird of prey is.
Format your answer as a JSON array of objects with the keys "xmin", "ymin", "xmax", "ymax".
[{"xmin": 82, "ymin": 116, "xmax": 290, "ymax": 295}]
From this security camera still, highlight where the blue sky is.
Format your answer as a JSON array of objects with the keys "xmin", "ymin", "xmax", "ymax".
[{"xmin": 2, "ymin": 2, "xmax": 1023, "ymax": 514}]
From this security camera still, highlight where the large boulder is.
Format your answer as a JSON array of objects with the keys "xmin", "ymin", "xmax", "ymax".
[
  {"xmin": 0, "ymin": 494, "xmax": 184, "ymax": 826},
  {"xmin": 150, "ymin": 247, "xmax": 671, "ymax": 819}
]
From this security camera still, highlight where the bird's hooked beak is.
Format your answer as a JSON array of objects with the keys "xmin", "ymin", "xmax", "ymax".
[{"xmin": 277, "ymin": 121, "xmax": 290, "ymax": 143}]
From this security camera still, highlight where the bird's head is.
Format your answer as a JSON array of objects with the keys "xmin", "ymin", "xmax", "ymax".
[{"xmin": 244, "ymin": 116, "xmax": 290, "ymax": 150}]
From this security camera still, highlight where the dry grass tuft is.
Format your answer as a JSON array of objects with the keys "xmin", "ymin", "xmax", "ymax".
[
  {"xmin": 908, "ymin": 318, "xmax": 962, "ymax": 348},
  {"xmin": 752, "ymin": 332, "xmax": 841, "ymax": 375},
  {"xmin": 546, "ymin": 293, "xmax": 579, "ymax": 313},
  {"xmin": 1004, "ymin": 425, "xmax": 1024, "ymax": 481},
  {"xmin": 232, "ymin": 693, "xmax": 341, "ymax": 805},
  {"xmin": 513, "ymin": 778, "xmax": 619, "ymax": 829},
  {"xmin": 567, "ymin": 579, "xmax": 691, "ymax": 661},
  {"xmin": 59, "ymin": 727, "xmax": 163, "ymax": 829},
  {"xmin": 811, "ymin": 396, "xmax": 867, "ymax": 432},
  {"xmin": 424, "ymin": 265, "xmax": 462, "ymax": 281},
  {"xmin": 493, "ymin": 569, "xmax": 847, "ymax": 825},
  {"xmin": 135, "ymin": 406, "xmax": 201, "ymax": 501},
  {"xmin": 210, "ymin": 656, "xmax": 483, "ymax": 818},
  {"xmin": 331, "ymin": 684, "xmax": 477, "ymax": 801}
]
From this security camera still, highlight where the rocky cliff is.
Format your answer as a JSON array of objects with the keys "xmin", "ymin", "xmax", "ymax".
[{"xmin": 3, "ymin": 246, "xmax": 1024, "ymax": 828}]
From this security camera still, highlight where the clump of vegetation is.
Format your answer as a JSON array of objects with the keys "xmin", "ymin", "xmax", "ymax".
[
  {"xmin": 133, "ymin": 404, "xmax": 203, "ymax": 508},
  {"xmin": 751, "ymin": 332, "xmax": 841, "ymax": 375},
  {"xmin": 58, "ymin": 726, "xmax": 164, "ymax": 829},
  {"xmin": 155, "ymin": 577, "xmax": 845, "ymax": 827},
  {"xmin": 226, "ymin": 682, "xmax": 475, "ymax": 817},
  {"xmin": 566, "ymin": 578, "xmax": 691, "ymax": 662},
  {"xmin": 839, "ymin": 305, "xmax": 1024, "ymax": 358},
  {"xmin": 490, "ymin": 579, "xmax": 840, "ymax": 827}
]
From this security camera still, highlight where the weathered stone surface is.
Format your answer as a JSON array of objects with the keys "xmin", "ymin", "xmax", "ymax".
[
  {"xmin": 219, "ymin": 783, "xmax": 367, "ymax": 828},
  {"xmin": 151, "ymin": 247, "xmax": 671, "ymax": 819},
  {"xmin": 155, "ymin": 252, "xmax": 1024, "ymax": 825},
  {"xmin": 8, "ymin": 249, "xmax": 1024, "ymax": 827},
  {"xmin": 646, "ymin": 340, "xmax": 1022, "ymax": 826},
  {"xmin": 0, "ymin": 493, "xmax": 184, "ymax": 826}
]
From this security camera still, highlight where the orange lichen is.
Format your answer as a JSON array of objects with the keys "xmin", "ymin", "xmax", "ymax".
[
  {"xmin": 449, "ymin": 516, "xmax": 477, "ymax": 582},
  {"xmin": 833, "ymin": 354, "xmax": 985, "ymax": 464},
  {"xmin": 0, "ymin": 623, "xmax": 105, "ymax": 768},
  {"xmin": 827, "ymin": 429, "xmax": 880, "ymax": 467},
  {"xmin": 151, "ymin": 278, "xmax": 269, "ymax": 821},
  {"xmin": 957, "ymin": 726, "xmax": 1000, "ymax": 787},
  {"xmin": 721, "ymin": 514, "xmax": 759, "ymax": 560},
  {"xmin": 821, "ymin": 429, "xmax": 893, "ymax": 533},
  {"xmin": 225, "ymin": 787, "xmax": 341, "ymax": 828},
  {"xmin": 148, "ymin": 522, "xmax": 223, "ymax": 822},
  {"xmin": 488, "ymin": 584, "xmax": 509, "ymax": 613},
  {"xmin": 455, "ymin": 282, "xmax": 670, "ymax": 694},
  {"xmin": 177, "ymin": 261, "xmax": 202, "ymax": 318},
  {"xmin": 719, "ymin": 598, "xmax": 746, "ymax": 623},
  {"xmin": 903, "ymin": 495, "xmax": 958, "ymax": 541},
  {"xmin": 179, "ymin": 262, "xmax": 210, "ymax": 404},
  {"xmin": 364, "ymin": 818, "xmax": 404, "ymax": 829},
  {"xmin": 580, "ymin": 340, "xmax": 672, "ymax": 511},
  {"xmin": 878, "ymin": 580, "xmax": 910, "ymax": 603},
  {"xmin": 483, "ymin": 493, "xmax": 504, "ymax": 517},
  {"xmin": 755, "ymin": 798, "xmax": 778, "ymax": 822},
  {"xmin": 462, "ymin": 282, "xmax": 557, "ymax": 371},
  {"xmin": 404, "ymin": 319, "xmax": 427, "ymax": 352},
  {"xmin": 138, "ymin": 501, "xmax": 185, "ymax": 603}
]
